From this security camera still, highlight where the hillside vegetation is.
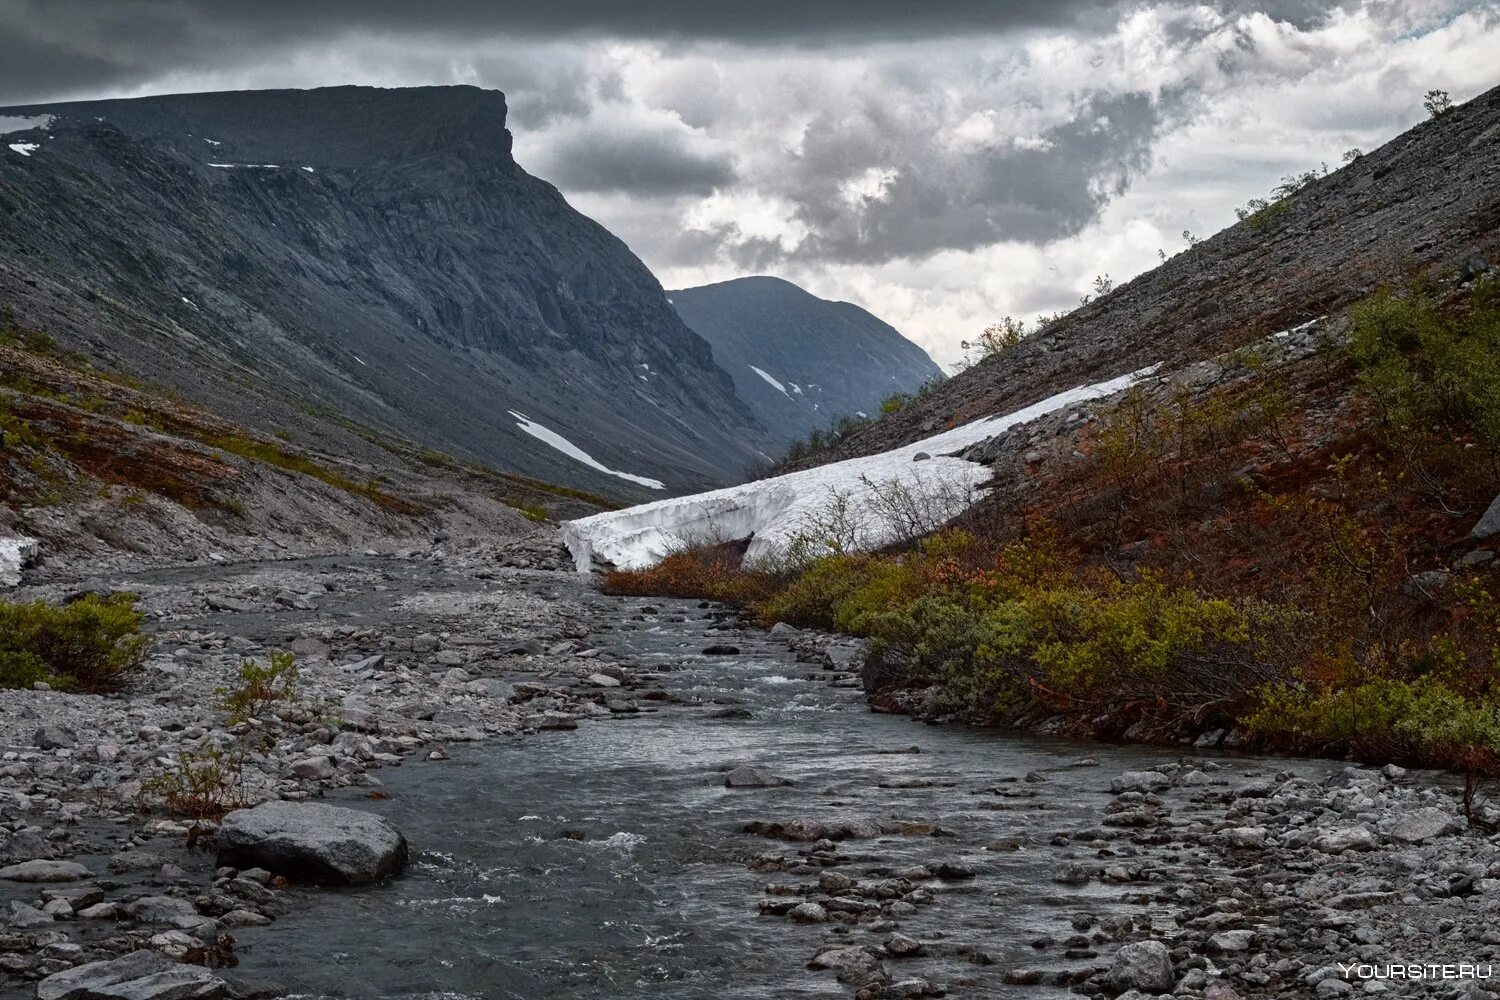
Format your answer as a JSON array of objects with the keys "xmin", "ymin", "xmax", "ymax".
[{"xmin": 609, "ymin": 276, "xmax": 1500, "ymax": 779}]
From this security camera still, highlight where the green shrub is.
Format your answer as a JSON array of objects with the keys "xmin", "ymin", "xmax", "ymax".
[
  {"xmin": 215, "ymin": 650, "xmax": 299, "ymax": 723},
  {"xmin": 1247, "ymin": 677, "xmax": 1500, "ymax": 758},
  {"xmin": 1349, "ymin": 286, "xmax": 1500, "ymax": 465},
  {"xmin": 0, "ymin": 594, "xmax": 151, "ymax": 691}
]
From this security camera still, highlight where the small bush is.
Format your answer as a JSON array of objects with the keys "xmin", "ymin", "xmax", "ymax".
[
  {"xmin": 0, "ymin": 594, "xmax": 152, "ymax": 691},
  {"xmin": 215, "ymin": 651, "xmax": 300, "ymax": 723},
  {"xmin": 1424, "ymin": 89, "xmax": 1454, "ymax": 119},
  {"xmin": 142, "ymin": 746, "xmax": 250, "ymax": 821}
]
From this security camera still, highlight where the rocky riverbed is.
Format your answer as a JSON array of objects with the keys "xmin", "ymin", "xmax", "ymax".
[{"xmin": 3, "ymin": 542, "xmax": 1500, "ymax": 999}]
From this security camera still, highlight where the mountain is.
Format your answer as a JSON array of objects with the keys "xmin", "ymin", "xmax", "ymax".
[
  {"xmin": 667, "ymin": 276, "xmax": 944, "ymax": 448},
  {"xmin": 0, "ymin": 86, "xmax": 772, "ymax": 501}
]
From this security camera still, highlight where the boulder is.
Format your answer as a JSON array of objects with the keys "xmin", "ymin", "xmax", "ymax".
[
  {"xmin": 724, "ymin": 766, "xmax": 792, "ymax": 788},
  {"xmin": 1107, "ymin": 940, "xmax": 1175, "ymax": 993},
  {"xmin": 33, "ymin": 725, "xmax": 77, "ymax": 751},
  {"xmin": 1389, "ymin": 807, "xmax": 1461, "ymax": 843},
  {"xmin": 1110, "ymin": 770, "xmax": 1171, "ymax": 793},
  {"xmin": 217, "ymin": 801, "xmax": 408, "ymax": 884},
  {"xmin": 1208, "ymin": 929, "xmax": 1255, "ymax": 953},
  {"xmin": 0, "ymin": 860, "xmax": 90, "ymax": 882},
  {"xmin": 1472, "ymin": 494, "xmax": 1500, "ymax": 540},
  {"xmin": 35, "ymin": 950, "xmax": 228, "ymax": 1000},
  {"xmin": 1314, "ymin": 826, "xmax": 1379, "ymax": 853}
]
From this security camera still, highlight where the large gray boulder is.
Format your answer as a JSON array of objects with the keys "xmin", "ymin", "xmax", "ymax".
[
  {"xmin": 1107, "ymin": 940, "xmax": 1175, "ymax": 993},
  {"xmin": 0, "ymin": 860, "xmax": 90, "ymax": 882},
  {"xmin": 217, "ymin": 801, "xmax": 408, "ymax": 885},
  {"xmin": 1, "ymin": 535, "xmax": 38, "ymax": 588},
  {"xmin": 1473, "ymin": 494, "xmax": 1500, "ymax": 541},
  {"xmin": 36, "ymin": 950, "xmax": 228, "ymax": 1000}
]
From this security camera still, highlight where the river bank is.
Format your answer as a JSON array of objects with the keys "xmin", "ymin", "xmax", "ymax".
[{"xmin": 1, "ymin": 544, "xmax": 1498, "ymax": 999}]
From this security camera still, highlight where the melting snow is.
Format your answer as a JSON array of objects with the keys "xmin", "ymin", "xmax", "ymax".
[
  {"xmin": 301, "ymin": 166, "xmax": 314, "ymax": 173},
  {"xmin": 207, "ymin": 162, "xmax": 280, "ymax": 169},
  {"xmin": 0, "ymin": 115, "xmax": 52, "ymax": 137},
  {"xmin": 1, "ymin": 536, "xmax": 39, "ymax": 587},
  {"xmin": 508, "ymin": 411, "xmax": 665, "ymax": 491},
  {"xmin": 749, "ymin": 365, "xmax": 789, "ymax": 396},
  {"xmin": 562, "ymin": 366, "xmax": 1157, "ymax": 572},
  {"xmin": 203, "ymin": 138, "xmax": 221, "ymax": 146},
  {"xmin": 7, "ymin": 143, "xmax": 39, "ymax": 157}
]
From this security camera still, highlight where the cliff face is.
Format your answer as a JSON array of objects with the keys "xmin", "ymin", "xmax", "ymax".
[
  {"xmin": 0, "ymin": 86, "xmax": 771, "ymax": 499},
  {"xmin": 669, "ymin": 276, "xmax": 944, "ymax": 448}
]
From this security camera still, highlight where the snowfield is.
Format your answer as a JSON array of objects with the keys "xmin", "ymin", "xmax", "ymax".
[
  {"xmin": 562, "ymin": 366, "xmax": 1156, "ymax": 572},
  {"xmin": 509, "ymin": 411, "xmax": 665, "ymax": 491},
  {"xmin": 1, "ymin": 536, "xmax": 39, "ymax": 588}
]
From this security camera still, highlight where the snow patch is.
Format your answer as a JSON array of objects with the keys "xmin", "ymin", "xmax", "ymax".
[
  {"xmin": 207, "ymin": 162, "xmax": 280, "ymax": 169},
  {"xmin": 562, "ymin": 366, "xmax": 1157, "ymax": 572},
  {"xmin": 748, "ymin": 365, "xmax": 789, "ymax": 396},
  {"xmin": 0, "ymin": 115, "xmax": 52, "ymax": 137},
  {"xmin": 508, "ymin": 411, "xmax": 665, "ymax": 491},
  {"xmin": 301, "ymin": 166, "xmax": 314, "ymax": 173},
  {"xmin": 8, "ymin": 143, "xmax": 39, "ymax": 157},
  {"xmin": 1, "ymin": 536, "xmax": 39, "ymax": 588}
]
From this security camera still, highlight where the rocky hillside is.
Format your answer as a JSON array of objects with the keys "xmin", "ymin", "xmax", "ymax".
[
  {"xmin": 668, "ymin": 276, "xmax": 944, "ymax": 448},
  {"xmin": 0, "ymin": 86, "xmax": 771, "ymax": 501},
  {"xmin": 790, "ymin": 83, "xmax": 1500, "ymax": 469}
]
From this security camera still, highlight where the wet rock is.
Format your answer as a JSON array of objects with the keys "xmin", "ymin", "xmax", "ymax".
[
  {"xmin": 725, "ymin": 766, "xmax": 792, "ymax": 788},
  {"xmin": 789, "ymin": 902, "xmax": 828, "ymax": 923},
  {"xmin": 124, "ymin": 895, "xmax": 199, "ymax": 923},
  {"xmin": 1110, "ymin": 770, "xmax": 1170, "ymax": 793},
  {"xmin": 291, "ymin": 756, "xmax": 335, "ymax": 780},
  {"xmin": 884, "ymin": 932, "xmax": 923, "ymax": 957},
  {"xmin": 7, "ymin": 901, "xmax": 53, "ymax": 928},
  {"xmin": 0, "ymin": 860, "xmax": 90, "ymax": 882},
  {"xmin": 217, "ymin": 801, "xmax": 409, "ymax": 884},
  {"xmin": 1107, "ymin": 940, "xmax": 1174, "ymax": 993},
  {"xmin": 702, "ymin": 644, "xmax": 741, "ymax": 655},
  {"xmin": 586, "ymin": 673, "xmax": 621, "ymax": 688},
  {"xmin": 36, "ymin": 949, "xmax": 228, "ymax": 1000}
]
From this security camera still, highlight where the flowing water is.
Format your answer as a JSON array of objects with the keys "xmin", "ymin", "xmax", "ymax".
[{"xmin": 217, "ymin": 579, "xmax": 1295, "ymax": 1000}]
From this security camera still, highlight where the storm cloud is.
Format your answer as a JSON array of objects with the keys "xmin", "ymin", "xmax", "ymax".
[{"xmin": 1, "ymin": 0, "xmax": 1495, "ymax": 362}]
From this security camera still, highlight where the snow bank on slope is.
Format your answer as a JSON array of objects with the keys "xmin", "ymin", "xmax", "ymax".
[
  {"xmin": 509, "ymin": 411, "xmax": 665, "ymax": 491},
  {"xmin": 8, "ymin": 143, "xmax": 39, "ymax": 157},
  {"xmin": 562, "ymin": 366, "xmax": 1155, "ymax": 572},
  {"xmin": 1, "ymin": 536, "xmax": 39, "ymax": 588},
  {"xmin": 749, "ymin": 365, "xmax": 790, "ymax": 396}
]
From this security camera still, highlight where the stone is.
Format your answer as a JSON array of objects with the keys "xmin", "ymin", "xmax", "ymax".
[
  {"xmin": 33, "ymin": 725, "xmax": 78, "ymax": 750},
  {"xmin": 124, "ymin": 895, "xmax": 199, "ymax": 923},
  {"xmin": 701, "ymin": 644, "xmax": 741, "ymax": 655},
  {"xmin": 291, "ymin": 756, "xmax": 336, "ymax": 780},
  {"xmin": 0, "ymin": 859, "xmax": 90, "ymax": 882},
  {"xmin": 1226, "ymin": 827, "xmax": 1269, "ymax": 849},
  {"xmin": 1389, "ymin": 807, "xmax": 1461, "ymax": 843},
  {"xmin": 912, "ymin": 451, "xmax": 931, "ymax": 461},
  {"xmin": 8, "ymin": 901, "xmax": 53, "ymax": 928},
  {"xmin": 217, "ymin": 800, "xmax": 408, "ymax": 884},
  {"xmin": 36, "ymin": 950, "xmax": 228, "ymax": 1000},
  {"xmin": 884, "ymin": 932, "xmax": 923, "ymax": 957},
  {"xmin": 1472, "ymin": 494, "xmax": 1500, "ymax": 540},
  {"xmin": 1314, "ymin": 826, "xmax": 1379, "ymax": 853},
  {"xmin": 586, "ymin": 673, "xmax": 621, "ymax": 688},
  {"xmin": 1110, "ymin": 770, "xmax": 1171, "ymax": 793},
  {"xmin": 725, "ymin": 766, "xmax": 792, "ymax": 788},
  {"xmin": 1208, "ymin": 929, "xmax": 1255, "ymax": 952},
  {"xmin": 788, "ymin": 902, "xmax": 828, "ymax": 923},
  {"xmin": 1107, "ymin": 940, "xmax": 1175, "ymax": 993}
]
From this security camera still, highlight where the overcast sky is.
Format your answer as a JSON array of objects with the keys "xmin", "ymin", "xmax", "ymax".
[{"xmin": 2, "ymin": 1, "xmax": 1497, "ymax": 364}]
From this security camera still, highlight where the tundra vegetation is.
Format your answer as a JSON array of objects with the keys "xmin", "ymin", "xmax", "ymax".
[{"xmin": 608, "ymin": 279, "xmax": 1500, "ymax": 778}]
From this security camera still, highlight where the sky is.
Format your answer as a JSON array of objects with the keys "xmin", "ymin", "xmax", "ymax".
[{"xmin": 2, "ymin": 1, "xmax": 1497, "ymax": 365}]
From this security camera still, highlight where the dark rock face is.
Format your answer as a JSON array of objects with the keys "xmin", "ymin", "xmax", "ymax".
[
  {"xmin": 217, "ymin": 801, "xmax": 408, "ymax": 885},
  {"xmin": 0, "ymin": 86, "xmax": 770, "ymax": 500},
  {"xmin": 784, "ymin": 84, "xmax": 1500, "ymax": 468},
  {"xmin": 669, "ymin": 276, "xmax": 944, "ymax": 448}
]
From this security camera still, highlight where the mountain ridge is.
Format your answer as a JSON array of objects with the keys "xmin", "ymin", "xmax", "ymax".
[
  {"xmin": 668, "ymin": 275, "xmax": 944, "ymax": 449},
  {"xmin": 0, "ymin": 85, "xmax": 771, "ymax": 500}
]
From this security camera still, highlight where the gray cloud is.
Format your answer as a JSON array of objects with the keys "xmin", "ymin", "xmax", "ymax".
[{"xmin": 536, "ymin": 123, "xmax": 736, "ymax": 196}]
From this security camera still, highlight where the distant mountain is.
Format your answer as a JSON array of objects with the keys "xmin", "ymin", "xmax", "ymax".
[
  {"xmin": 0, "ymin": 86, "xmax": 772, "ymax": 500},
  {"xmin": 667, "ymin": 277, "xmax": 944, "ymax": 448}
]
